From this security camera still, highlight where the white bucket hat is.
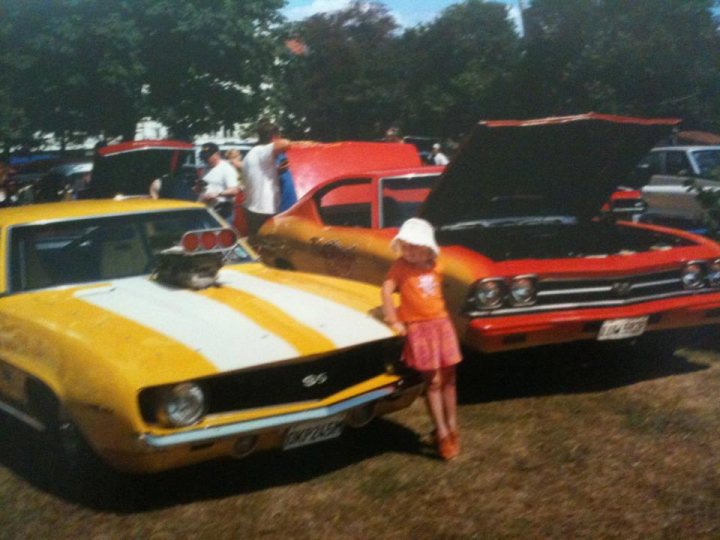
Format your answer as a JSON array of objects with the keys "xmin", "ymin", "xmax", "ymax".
[{"xmin": 391, "ymin": 218, "xmax": 440, "ymax": 256}]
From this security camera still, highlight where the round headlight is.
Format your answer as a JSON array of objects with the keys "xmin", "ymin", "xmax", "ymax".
[
  {"xmin": 708, "ymin": 259, "xmax": 720, "ymax": 287},
  {"xmin": 509, "ymin": 276, "xmax": 537, "ymax": 306},
  {"xmin": 158, "ymin": 383, "xmax": 206, "ymax": 427},
  {"xmin": 682, "ymin": 262, "xmax": 705, "ymax": 290},
  {"xmin": 474, "ymin": 279, "xmax": 505, "ymax": 309}
]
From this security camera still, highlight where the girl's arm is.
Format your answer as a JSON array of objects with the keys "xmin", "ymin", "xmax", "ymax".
[{"xmin": 381, "ymin": 278, "xmax": 406, "ymax": 336}]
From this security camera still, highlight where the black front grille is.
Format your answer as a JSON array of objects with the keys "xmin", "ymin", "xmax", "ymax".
[
  {"xmin": 139, "ymin": 338, "xmax": 404, "ymax": 422},
  {"xmin": 204, "ymin": 339, "xmax": 401, "ymax": 412}
]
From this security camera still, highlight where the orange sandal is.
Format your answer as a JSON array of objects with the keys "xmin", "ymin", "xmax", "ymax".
[{"xmin": 437, "ymin": 435, "xmax": 459, "ymax": 461}]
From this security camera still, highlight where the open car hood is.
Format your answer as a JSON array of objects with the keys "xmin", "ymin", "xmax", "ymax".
[
  {"xmin": 91, "ymin": 140, "xmax": 195, "ymax": 197},
  {"xmin": 287, "ymin": 142, "xmax": 422, "ymax": 198},
  {"xmin": 421, "ymin": 113, "xmax": 680, "ymax": 227}
]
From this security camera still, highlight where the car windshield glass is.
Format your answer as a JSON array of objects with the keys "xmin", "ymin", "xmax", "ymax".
[
  {"xmin": 380, "ymin": 174, "xmax": 440, "ymax": 228},
  {"xmin": 10, "ymin": 208, "xmax": 253, "ymax": 292},
  {"xmin": 691, "ymin": 149, "xmax": 720, "ymax": 178}
]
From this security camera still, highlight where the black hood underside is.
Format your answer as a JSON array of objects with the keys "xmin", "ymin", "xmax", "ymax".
[
  {"xmin": 436, "ymin": 221, "xmax": 694, "ymax": 262},
  {"xmin": 422, "ymin": 113, "xmax": 680, "ymax": 227}
]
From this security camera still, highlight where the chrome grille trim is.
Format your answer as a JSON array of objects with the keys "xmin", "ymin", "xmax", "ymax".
[
  {"xmin": 466, "ymin": 288, "xmax": 719, "ymax": 317},
  {"xmin": 466, "ymin": 265, "xmax": 720, "ymax": 317}
]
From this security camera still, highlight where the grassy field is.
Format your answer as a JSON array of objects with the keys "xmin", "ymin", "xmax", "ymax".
[{"xmin": 1, "ymin": 329, "xmax": 719, "ymax": 539}]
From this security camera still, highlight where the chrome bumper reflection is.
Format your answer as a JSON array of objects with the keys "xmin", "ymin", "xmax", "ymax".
[{"xmin": 140, "ymin": 385, "xmax": 402, "ymax": 449}]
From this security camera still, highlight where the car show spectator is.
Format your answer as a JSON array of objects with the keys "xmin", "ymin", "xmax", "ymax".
[
  {"xmin": 277, "ymin": 152, "xmax": 298, "ymax": 212},
  {"xmin": 381, "ymin": 218, "xmax": 463, "ymax": 461},
  {"xmin": 385, "ymin": 126, "xmax": 403, "ymax": 142},
  {"xmin": 242, "ymin": 119, "xmax": 291, "ymax": 235},
  {"xmin": 0, "ymin": 161, "xmax": 18, "ymax": 207},
  {"xmin": 149, "ymin": 166, "xmax": 199, "ymax": 202},
  {"xmin": 224, "ymin": 148, "xmax": 245, "ymax": 189},
  {"xmin": 431, "ymin": 143, "xmax": 450, "ymax": 166},
  {"xmin": 198, "ymin": 142, "xmax": 240, "ymax": 220}
]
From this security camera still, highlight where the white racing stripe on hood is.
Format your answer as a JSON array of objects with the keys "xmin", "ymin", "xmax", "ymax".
[
  {"xmin": 74, "ymin": 277, "xmax": 298, "ymax": 371},
  {"xmin": 219, "ymin": 269, "xmax": 392, "ymax": 347}
]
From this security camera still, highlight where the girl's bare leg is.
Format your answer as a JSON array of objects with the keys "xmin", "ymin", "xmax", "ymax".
[
  {"xmin": 440, "ymin": 366, "xmax": 458, "ymax": 434},
  {"xmin": 423, "ymin": 370, "xmax": 449, "ymax": 439}
]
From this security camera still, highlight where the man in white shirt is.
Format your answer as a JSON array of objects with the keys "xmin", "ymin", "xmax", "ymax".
[
  {"xmin": 242, "ymin": 120, "xmax": 291, "ymax": 236},
  {"xmin": 198, "ymin": 142, "xmax": 240, "ymax": 220},
  {"xmin": 431, "ymin": 143, "xmax": 450, "ymax": 166}
]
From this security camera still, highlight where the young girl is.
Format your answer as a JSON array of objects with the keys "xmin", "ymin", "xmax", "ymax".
[{"xmin": 381, "ymin": 218, "xmax": 463, "ymax": 460}]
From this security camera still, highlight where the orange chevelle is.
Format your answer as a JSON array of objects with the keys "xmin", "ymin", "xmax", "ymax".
[{"xmin": 258, "ymin": 113, "xmax": 720, "ymax": 353}]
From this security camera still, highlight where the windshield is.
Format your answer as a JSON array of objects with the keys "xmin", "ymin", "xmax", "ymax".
[
  {"xmin": 10, "ymin": 208, "xmax": 253, "ymax": 292},
  {"xmin": 690, "ymin": 149, "xmax": 720, "ymax": 178}
]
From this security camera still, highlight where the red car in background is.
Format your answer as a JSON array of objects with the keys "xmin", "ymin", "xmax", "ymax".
[
  {"xmin": 88, "ymin": 140, "xmax": 252, "ymax": 233},
  {"xmin": 90, "ymin": 140, "xmax": 197, "ymax": 198},
  {"xmin": 259, "ymin": 113, "xmax": 720, "ymax": 353}
]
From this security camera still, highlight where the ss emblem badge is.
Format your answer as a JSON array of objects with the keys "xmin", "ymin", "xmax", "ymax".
[{"xmin": 302, "ymin": 372, "xmax": 328, "ymax": 387}]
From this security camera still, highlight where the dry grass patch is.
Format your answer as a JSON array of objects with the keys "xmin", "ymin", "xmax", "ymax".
[{"xmin": 1, "ymin": 335, "xmax": 719, "ymax": 538}]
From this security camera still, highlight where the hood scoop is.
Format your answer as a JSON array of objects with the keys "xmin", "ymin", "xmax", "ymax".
[
  {"xmin": 154, "ymin": 249, "xmax": 223, "ymax": 290},
  {"xmin": 153, "ymin": 228, "xmax": 237, "ymax": 290}
]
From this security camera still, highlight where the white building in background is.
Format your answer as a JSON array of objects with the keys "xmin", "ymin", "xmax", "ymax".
[
  {"xmin": 30, "ymin": 118, "xmax": 254, "ymax": 153},
  {"xmin": 136, "ymin": 118, "xmax": 255, "ymax": 146},
  {"xmin": 135, "ymin": 118, "xmax": 169, "ymax": 140}
]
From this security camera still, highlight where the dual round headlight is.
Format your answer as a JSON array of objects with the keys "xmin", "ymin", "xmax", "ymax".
[
  {"xmin": 707, "ymin": 259, "xmax": 720, "ymax": 287},
  {"xmin": 474, "ymin": 279, "xmax": 505, "ymax": 309},
  {"xmin": 156, "ymin": 382, "xmax": 206, "ymax": 427},
  {"xmin": 682, "ymin": 262, "xmax": 705, "ymax": 290},
  {"xmin": 472, "ymin": 276, "xmax": 537, "ymax": 310},
  {"xmin": 509, "ymin": 277, "xmax": 537, "ymax": 306},
  {"xmin": 680, "ymin": 259, "xmax": 720, "ymax": 290}
]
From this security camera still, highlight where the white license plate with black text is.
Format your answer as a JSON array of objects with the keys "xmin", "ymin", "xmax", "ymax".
[
  {"xmin": 283, "ymin": 415, "xmax": 344, "ymax": 450},
  {"xmin": 597, "ymin": 316, "xmax": 649, "ymax": 341}
]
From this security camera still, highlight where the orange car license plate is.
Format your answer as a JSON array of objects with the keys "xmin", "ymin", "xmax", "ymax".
[{"xmin": 597, "ymin": 316, "xmax": 648, "ymax": 341}]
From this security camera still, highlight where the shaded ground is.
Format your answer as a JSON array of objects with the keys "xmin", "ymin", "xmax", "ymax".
[{"xmin": 1, "ymin": 328, "xmax": 719, "ymax": 539}]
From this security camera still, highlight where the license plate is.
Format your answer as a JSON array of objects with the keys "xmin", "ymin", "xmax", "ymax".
[
  {"xmin": 283, "ymin": 415, "xmax": 344, "ymax": 450},
  {"xmin": 597, "ymin": 316, "xmax": 649, "ymax": 341}
]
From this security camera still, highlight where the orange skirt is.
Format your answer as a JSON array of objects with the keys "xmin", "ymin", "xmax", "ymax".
[{"xmin": 403, "ymin": 317, "xmax": 462, "ymax": 372}]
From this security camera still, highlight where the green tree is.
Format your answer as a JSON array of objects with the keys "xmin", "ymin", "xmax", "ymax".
[
  {"xmin": 5, "ymin": 0, "xmax": 146, "ymax": 144},
  {"xmin": 139, "ymin": 0, "xmax": 285, "ymax": 139},
  {"xmin": 397, "ymin": 0, "xmax": 522, "ymax": 139},
  {"xmin": 4, "ymin": 0, "xmax": 285, "ymax": 143},
  {"xmin": 278, "ymin": 1, "xmax": 402, "ymax": 140},
  {"xmin": 518, "ymin": 0, "xmax": 720, "ymax": 129}
]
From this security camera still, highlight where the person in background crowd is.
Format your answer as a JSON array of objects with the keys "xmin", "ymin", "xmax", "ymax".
[
  {"xmin": 0, "ymin": 161, "xmax": 17, "ymax": 208},
  {"xmin": 197, "ymin": 142, "xmax": 240, "ymax": 221},
  {"xmin": 385, "ymin": 126, "xmax": 403, "ymax": 143},
  {"xmin": 242, "ymin": 119, "xmax": 291, "ymax": 236},
  {"xmin": 381, "ymin": 218, "xmax": 463, "ymax": 461},
  {"xmin": 224, "ymin": 148, "xmax": 250, "ymax": 237},
  {"xmin": 431, "ymin": 143, "xmax": 450, "ymax": 166},
  {"xmin": 224, "ymin": 148, "xmax": 245, "ymax": 190},
  {"xmin": 277, "ymin": 152, "xmax": 297, "ymax": 213},
  {"xmin": 149, "ymin": 165, "xmax": 199, "ymax": 202}
]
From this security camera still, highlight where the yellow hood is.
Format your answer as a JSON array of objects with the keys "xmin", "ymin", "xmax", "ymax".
[{"xmin": 5, "ymin": 263, "xmax": 391, "ymax": 389}]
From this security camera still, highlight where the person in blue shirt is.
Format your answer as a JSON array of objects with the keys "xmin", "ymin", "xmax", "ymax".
[{"xmin": 277, "ymin": 152, "xmax": 297, "ymax": 212}]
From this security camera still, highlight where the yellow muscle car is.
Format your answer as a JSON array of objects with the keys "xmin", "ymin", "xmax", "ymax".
[{"xmin": 0, "ymin": 199, "xmax": 422, "ymax": 474}]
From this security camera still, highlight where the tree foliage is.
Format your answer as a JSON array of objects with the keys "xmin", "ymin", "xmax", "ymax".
[
  {"xmin": 2, "ymin": 0, "xmax": 284, "ymax": 147},
  {"xmin": 2, "ymin": 0, "xmax": 720, "ymax": 148},
  {"xmin": 396, "ymin": 1, "xmax": 522, "ymax": 138},
  {"xmin": 518, "ymin": 0, "xmax": 720, "ymax": 126},
  {"xmin": 278, "ymin": 1, "xmax": 401, "ymax": 140}
]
